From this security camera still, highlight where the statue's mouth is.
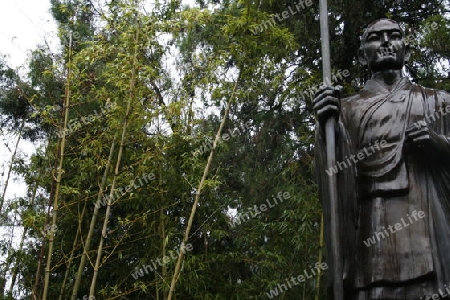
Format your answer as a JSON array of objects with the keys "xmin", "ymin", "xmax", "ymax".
[{"xmin": 377, "ymin": 47, "xmax": 396, "ymax": 58}]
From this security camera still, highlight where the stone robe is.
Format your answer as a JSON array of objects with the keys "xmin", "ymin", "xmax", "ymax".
[{"xmin": 315, "ymin": 77, "xmax": 450, "ymax": 299}]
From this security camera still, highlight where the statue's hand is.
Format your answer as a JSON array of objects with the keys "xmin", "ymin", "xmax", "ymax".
[
  {"xmin": 405, "ymin": 123, "xmax": 442, "ymax": 150},
  {"xmin": 313, "ymin": 86, "xmax": 341, "ymax": 127}
]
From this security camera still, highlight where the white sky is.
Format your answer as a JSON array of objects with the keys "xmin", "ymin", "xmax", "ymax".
[
  {"xmin": 0, "ymin": 0, "xmax": 57, "ymax": 69},
  {"xmin": 0, "ymin": 0, "xmax": 56, "ymax": 202}
]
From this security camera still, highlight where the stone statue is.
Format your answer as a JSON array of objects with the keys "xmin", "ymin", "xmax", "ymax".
[{"xmin": 314, "ymin": 18, "xmax": 450, "ymax": 299}]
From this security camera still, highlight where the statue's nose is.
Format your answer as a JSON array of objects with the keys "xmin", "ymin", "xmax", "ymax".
[{"xmin": 381, "ymin": 32, "xmax": 390, "ymax": 45}]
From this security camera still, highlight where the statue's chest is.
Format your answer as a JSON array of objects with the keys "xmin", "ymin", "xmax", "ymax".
[
  {"xmin": 362, "ymin": 99, "xmax": 408, "ymax": 144},
  {"xmin": 343, "ymin": 92, "xmax": 413, "ymax": 148}
]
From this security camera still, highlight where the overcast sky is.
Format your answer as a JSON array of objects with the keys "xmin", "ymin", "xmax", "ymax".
[
  {"xmin": 0, "ymin": 0, "xmax": 57, "ymax": 68},
  {"xmin": 0, "ymin": 0, "xmax": 57, "ymax": 202}
]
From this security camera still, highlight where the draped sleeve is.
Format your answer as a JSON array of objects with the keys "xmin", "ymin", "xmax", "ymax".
[{"xmin": 421, "ymin": 88, "xmax": 450, "ymax": 284}]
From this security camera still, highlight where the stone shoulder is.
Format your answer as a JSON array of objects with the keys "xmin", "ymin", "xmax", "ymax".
[
  {"xmin": 431, "ymin": 87, "xmax": 450, "ymax": 101},
  {"xmin": 340, "ymin": 93, "xmax": 362, "ymax": 113},
  {"xmin": 341, "ymin": 93, "xmax": 361, "ymax": 103}
]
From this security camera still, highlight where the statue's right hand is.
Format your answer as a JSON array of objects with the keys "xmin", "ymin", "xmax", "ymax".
[{"xmin": 313, "ymin": 86, "xmax": 341, "ymax": 126}]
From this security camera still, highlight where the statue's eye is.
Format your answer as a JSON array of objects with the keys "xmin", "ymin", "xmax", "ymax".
[
  {"xmin": 367, "ymin": 34, "xmax": 379, "ymax": 41},
  {"xmin": 390, "ymin": 32, "xmax": 402, "ymax": 40}
]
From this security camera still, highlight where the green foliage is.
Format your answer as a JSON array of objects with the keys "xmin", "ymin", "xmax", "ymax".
[{"xmin": 0, "ymin": 0, "xmax": 448, "ymax": 299}]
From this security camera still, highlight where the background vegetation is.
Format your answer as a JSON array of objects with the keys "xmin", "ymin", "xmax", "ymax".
[{"xmin": 0, "ymin": 0, "xmax": 449, "ymax": 299}]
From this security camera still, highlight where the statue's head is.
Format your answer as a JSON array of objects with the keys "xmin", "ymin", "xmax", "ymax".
[{"xmin": 358, "ymin": 18, "xmax": 410, "ymax": 72}]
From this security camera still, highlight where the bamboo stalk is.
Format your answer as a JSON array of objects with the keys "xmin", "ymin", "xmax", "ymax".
[
  {"xmin": 88, "ymin": 21, "xmax": 140, "ymax": 297},
  {"xmin": 59, "ymin": 223, "xmax": 80, "ymax": 300},
  {"xmin": 60, "ymin": 176, "xmax": 89, "ymax": 300},
  {"xmin": 71, "ymin": 137, "xmax": 116, "ymax": 300},
  {"xmin": 8, "ymin": 173, "xmax": 40, "ymax": 295},
  {"xmin": 166, "ymin": 72, "xmax": 241, "ymax": 300},
  {"xmin": 33, "ymin": 141, "xmax": 59, "ymax": 299},
  {"xmin": 0, "ymin": 118, "xmax": 25, "ymax": 214},
  {"xmin": 42, "ymin": 32, "xmax": 73, "ymax": 300},
  {"xmin": 0, "ymin": 118, "xmax": 26, "ymax": 296}
]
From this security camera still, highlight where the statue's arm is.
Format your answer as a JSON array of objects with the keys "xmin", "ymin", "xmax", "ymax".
[
  {"xmin": 405, "ymin": 124, "xmax": 450, "ymax": 154},
  {"xmin": 405, "ymin": 90, "xmax": 450, "ymax": 157},
  {"xmin": 435, "ymin": 91, "xmax": 450, "ymax": 153}
]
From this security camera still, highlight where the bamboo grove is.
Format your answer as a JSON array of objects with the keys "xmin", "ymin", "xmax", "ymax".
[{"xmin": 0, "ymin": 0, "xmax": 449, "ymax": 299}]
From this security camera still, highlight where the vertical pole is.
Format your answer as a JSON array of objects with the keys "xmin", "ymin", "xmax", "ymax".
[{"xmin": 318, "ymin": 0, "xmax": 343, "ymax": 299}]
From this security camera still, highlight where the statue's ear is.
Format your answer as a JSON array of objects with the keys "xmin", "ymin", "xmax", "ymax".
[
  {"xmin": 404, "ymin": 43, "xmax": 411, "ymax": 63},
  {"xmin": 358, "ymin": 47, "xmax": 368, "ymax": 66}
]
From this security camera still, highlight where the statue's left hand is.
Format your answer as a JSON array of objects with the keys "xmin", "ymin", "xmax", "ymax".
[{"xmin": 405, "ymin": 123, "xmax": 445, "ymax": 151}]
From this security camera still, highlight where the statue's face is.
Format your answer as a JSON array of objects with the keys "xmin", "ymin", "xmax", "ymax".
[{"xmin": 360, "ymin": 19, "xmax": 409, "ymax": 72}]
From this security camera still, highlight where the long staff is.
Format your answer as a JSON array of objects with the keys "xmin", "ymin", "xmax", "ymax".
[{"xmin": 318, "ymin": 0, "xmax": 343, "ymax": 298}]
